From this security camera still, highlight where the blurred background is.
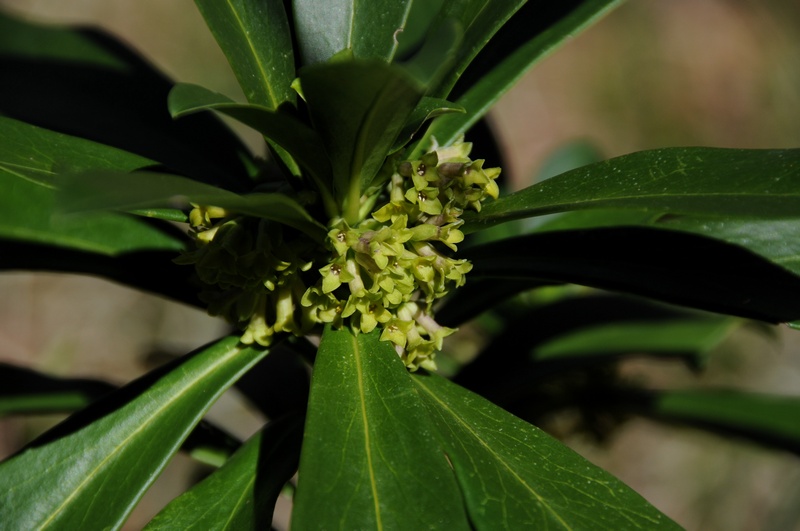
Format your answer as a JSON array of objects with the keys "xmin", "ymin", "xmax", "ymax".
[{"xmin": 1, "ymin": 0, "xmax": 799, "ymax": 529}]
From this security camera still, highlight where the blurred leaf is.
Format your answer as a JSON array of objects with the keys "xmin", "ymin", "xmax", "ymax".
[
  {"xmin": 0, "ymin": 337, "xmax": 271, "ymax": 530},
  {"xmin": 417, "ymin": 0, "xmax": 621, "ymax": 155},
  {"xmin": 0, "ymin": 363, "xmax": 115, "ymax": 416},
  {"xmin": 168, "ymin": 83, "xmax": 331, "ymax": 188},
  {"xmin": 60, "ymin": 170, "xmax": 327, "ymax": 241},
  {"xmin": 291, "ymin": 0, "xmax": 413, "ymax": 65},
  {"xmin": 394, "ymin": 0, "xmax": 446, "ymax": 58},
  {"xmin": 293, "ymin": 327, "xmax": 469, "ymax": 530},
  {"xmin": 0, "ymin": 242, "xmax": 200, "ymax": 307},
  {"xmin": 146, "ymin": 414, "xmax": 303, "ymax": 530},
  {"xmin": 0, "ymin": 12, "xmax": 254, "ymax": 190},
  {"xmin": 436, "ymin": 278, "xmax": 549, "ymax": 327},
  {"xmin": 401, "ymin": 18, "xmax": 462, "ymax": 87},
  {"xmin": 644, "ymin": 390, "xmax": 800, "ymax": 455},
  {"xmin": 300, "ymin": 61, "xmax": 423, "ymax": 219},
  {"xmin": 463, "ymin": 147, "xmax": 800, "ymax": 234},
  {"xmin": 0, "ymin": 118, "xmax": 186, "ymax": 255},
  {"xmin": 462, "ymin": 227, "xmax": 800, "ymax": 323},
  {"xmin": 535, "ymin": 318, "xmax": 738, "ymax": 364},
  {"xmin": 194, "ymin": 0, "xmax": 295, "ymax": 109},
  {"xmin": 412, "ymin": 372, "xmax": 679, "ymax": 529}
]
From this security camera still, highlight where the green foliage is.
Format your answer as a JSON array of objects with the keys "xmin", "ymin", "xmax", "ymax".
[{"xmin": 1, "ymin": 1, "xmax": 799, "ymax": 529}]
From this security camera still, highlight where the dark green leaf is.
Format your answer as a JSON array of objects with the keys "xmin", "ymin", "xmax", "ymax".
[
  {"xmin": 146, "ymin": 414, "xmax": 303, "ymax": 530},
  {"xmin": 0, "ymin": 118, "xmax": 186, "ymax": 254},
  {"xmin": 401, "ymin": 18, "xmax": 462, "ymax": 87},
  {"xmin": 436, "ymin": 278, "xmax": 549, "ymax": 327},
  {"xmin": 168, "ymin": 83, "xmax": 332, "ymax": 190},
  {"xmin": 463, "ymin": 147, "xmax": 800, "ymax": 234},
  {"xmin": 415, "ymin": 0, "xmax": 623, "ymax": 155},
  {"xmin": 300, "ymin": 61, "xmax": 423, "ymax": 221},
  {"xmin": 291, "ymin": 0, "xmax": 413, "ymax": 65},
  {"xmin": 60, "ymin": 170, "xmax": 327, "ymax": 241},
  {"xmin": 643, "ymin": 390, "xmax": 800, "ymax": 455},
  {"xmin": 391, "ymin": 97, "xmax": 465, "ymax": 153},
  {"xmin": 194, "ymin": 0, "xmax": 295, "ymax": 109},
  {"xmin": 535, "ymin": 318, "xmax": 738, "ymax": 363},
  {"xmin": 0, "ymin": 12, "xmax": 254, "ymax": 190},
  {"xmin": 462, "ymin": 227, "xmax": 800, "ymax": 322},
  {"xmin": 293, "ymin": 327, "xmax": 469, "ymax": 530},
  {"xmin": 412, "ymin": 372, "xmax": 679, "ymax": 529},
  {"xmin": 0, "ymin": 337, "xmax": 271, "ymax": 530}
]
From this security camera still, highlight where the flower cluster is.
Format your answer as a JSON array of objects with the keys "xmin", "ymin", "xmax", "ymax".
[{"xmin": 177, "ymin": 139, "xmax": 500, "ymax": 370}]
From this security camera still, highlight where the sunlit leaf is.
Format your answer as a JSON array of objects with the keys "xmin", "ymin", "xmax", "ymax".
[
  {"xmin": 412, "ymin": 372, "xmax": 679, "ymax": 529},
  {"xmin": 293, "ymin": 327, "xmax": 469, "ymax": 530},
  {"xmin": 0, "ymin": 337, "xmax": 270, "ymax": 530}
]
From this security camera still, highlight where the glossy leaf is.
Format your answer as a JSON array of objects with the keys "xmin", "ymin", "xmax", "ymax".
[
  {"xmin": 168, "ymin": 83, "xmax": 332, "ymax": 190},
  {"xmin": 300, "ymin": 61, "xmax": 423, "ymax": 221},
  {"xmin": 0, "ymin": 12, "xmax": 254, "ymax": 190},
  {"xmin": 293, "ymin": 327, "xmax": 469, "ymax": 530},
  {"xmin": 417, "ymin": 0, "xmax": 621, "ymax": 155},
  {"xmin": 645, "ymin": 390, "xmax": 800, "ymax": 455},
  {"xmin": 194, "ymin": 0, "xmax": 295, "ymax": 109},
  {"xmin": 146, "ymin": 414, "xmax": 303, "ymax": 530},
  {"xmin": 60, "ymin": 170, "xmax": 327, "ymax": 241},
  {"xmin": 291, "ymin": 0, "xmax": 413, "ymax": 65},
  {"xmin": 463, "ymin": 147, "xmax": 800, "ymax": 234},
  {"xmin": 0, "ymin": 337, "xmax": 271, "ymax": 530},
  {"xmin": 534, "ymin": 318, "xmax": 738, "ymax": 363},
  {"xmin": 462, "ymin": 227, "xmax": 800, "ymax": 322},
  {"xmin": 412, "ymin": 372, "xmax": 679, "ymax": 529},
  {"xmin": 0, "ymin": 118, "xmax": 186, "ymax": 255}
]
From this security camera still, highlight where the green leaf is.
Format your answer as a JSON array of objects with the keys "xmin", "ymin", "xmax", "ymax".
[
  {"xmin": 401, "ymin": 18, "xmax": 463, "ymax": 87},
  {"xmin": 0, "ymin": 12, "xmax": 255, "ymax": 190},
  {"xmin": 60, "ymin": 170, "xmax": 327, "ymax": 241},
  {"xmin": 293, "ymin": 327, "xmax": 469, "ymax": 530},
  {"xmin": 168, "ymin": 83, "xmax": 332, "ymax": 191},
  {"xmin": 391, "ymin": 97, "xmax": 465, "ymax": 153},
  {"xmin": 300, "ymin": 61, "xmax": 424, "ymax": 222},
  {"xmin": 0, "ymin": 118, "xmax": 186, "ymax": 255},
  {"xmin": 146, "ymin": 414, "xmax": 303, "ymax": 530},
  {"xmin": 463, "ymin": 147, "xmax": 800, "ymax": 234},
  {"xmin": 415, "ymin": 0, "xmax": 623, "ymax": 154},
  {"xmin": 193, "ymin": 0, "xmax": 295, "ymax": 109},
  {"xmin": 0, "ymin": 363, "xmax": 115, "ymax": 416},
  {"xmin": 462, "ymin": 227, "xmax": 800, "ymax": 322},
  {"xmin": 0, "ymin": 337, "xmax": 271, "ymax": 530},
  {"xmin": 436, "ymin": 278, "xmax": 549, "ymax": 327},
  {"xmin": 534, "ymin": 318, "xmax": 739, "ymax": 364},
  {"xmin": 411, "ymin": 372, "xmax": 679, "ymax": 529},
  {"xmin": 646, "ymin": 390, "xmax": 800, "ymax": 455},
  {"xmin": 291, "ymin": 0, "xmax": 413, "ymax": 65}
]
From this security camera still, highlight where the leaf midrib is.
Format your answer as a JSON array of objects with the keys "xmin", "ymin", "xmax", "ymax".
[{"xmin": 225, "ymin": 0, "xmax": 279, "ymax": 108}]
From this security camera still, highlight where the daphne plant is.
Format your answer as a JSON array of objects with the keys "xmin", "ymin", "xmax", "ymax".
[{"xmin": 2, "ymin": 1, "xmax": 800, "ymax": 529}]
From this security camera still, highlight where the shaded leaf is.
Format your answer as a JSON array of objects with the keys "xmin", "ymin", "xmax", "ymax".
[
  {"xmin": 641, "ymin": 389, "xmax": 800, "ymax": 456},
  {"xmin": 436, "ymin": 278, "xmax": 549, "ymax": 327},
  {"xmin": 391, "ymin": 97, "xmax": 465, "ymax": 153},
  {"xmin": 535, "ymin": 318, "xmax": 738, "ymax": 363},
  {"xmin": 168, "ymin": 83, "xmax": 332, "ymax": 190},
  {"xmin": 412, "ymin": 372, "xmax": 679, "ymax": 529},
  {"xmin": 463, "ymin": 147, "xmax": 800, "ymax": 234},
  {"xmin": 462, "ymin": 227, "xmax": 800, "ymax": 322},
  {"xmin": 0, "ymin": 337, "xmax": 271, "ymax": 530},
  {"xmin": 417, "ymin": 0, "xmax": 621, "ymax": 155},
  {"xmin": 60, "ymin": 170, "xmax": 327, "ymax": 241},
  {"xmin": 146, "ymin": 414, "xmax": 303, "ymax": 530},
  {"xmin": 193, "ymin": 0, "xmax": 295, "ymax": 109},
  {"xmin": 0, "ymin": 12, "xmax": 254, "ymax": 190},
  {"xmin": 293, "ymin": 327, "xmax": 469, "ymax": 530},
  {"xmin": 300, "ymin": 61, "xmax": 423, "ymax": 220},
  {"xmin": 292, "ymin": 0, "xmax": 413, "ymax": 65}
]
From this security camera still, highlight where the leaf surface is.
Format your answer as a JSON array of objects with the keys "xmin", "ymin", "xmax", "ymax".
[
  {"xmin": 0, "ymin": 337, "xmax": 270, "ymax": 530},
  {"xmin": 412, "ymin": 372, "xmax": 679, "ymax": 529},
  {"xmin": 417, "ymin": 0, "xmax": 621, "ymax": 154},
  {"xmin": 194, "ymin": 0, "xmax": 295, "ymax": 109},
  {"xmin": 292, "ymin": 327, "xmax": 469, "ymax": 530},
  {"xmin": 463, "ymin": 147, "xmax": 800, "ymax": 234},
  {"xmin": 291, "ymin": 0, "xmax": 413, "ymax": 65},
  {"xmin": 146, "ymin": 414, "xmax": 303, "ymax": 530},
  {"xmin": 462, "ymin": 227, "xmax": 800, "ymax": 322}
]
